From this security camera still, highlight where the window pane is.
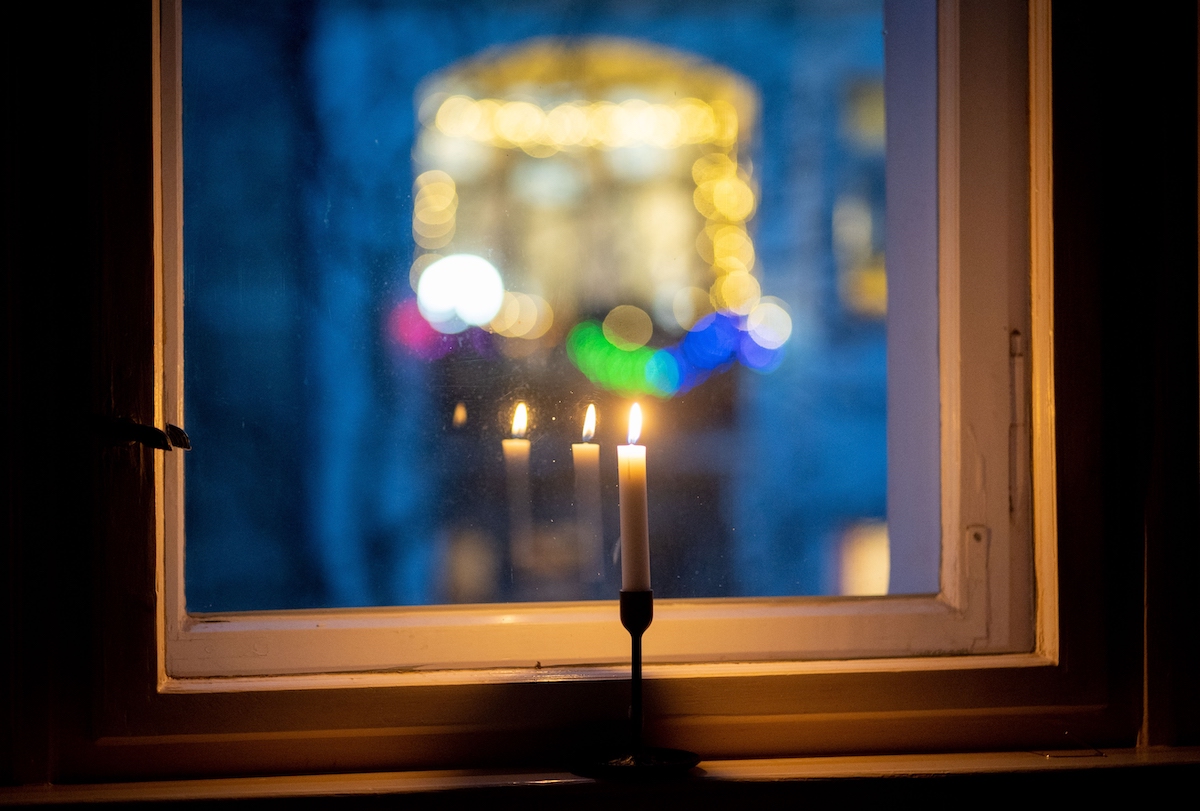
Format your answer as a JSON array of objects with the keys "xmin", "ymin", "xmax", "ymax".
[{"xmin": 182, "ymin": 0, "xmax": 893, "ymax": 611}]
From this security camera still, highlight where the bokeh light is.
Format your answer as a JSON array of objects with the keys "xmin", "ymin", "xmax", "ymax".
[
  {"xmin": 711, "ymin": 224, "xmax": 755, "ymax": 273},
  {"xmin": 746, "ymin": 297, "xmax": 792, "ymax": 349},
  {"xmin": 737, "ymin": 330, "xmax": 785, "ymax": 372},
  {"xmin": 712, "ymin": 270, "xmax": 761, "ymax": 315},
  {"xmin": 416, "ymin": 254, "xmax": 505, "ymax": 332},
  {"xmin": 681, "ymin": 312, "xmax": 741, "ymax": 370},
  {"xmin": 386, "ymin": 298, "xmax": 454, "ymax": 360},
  {"xmin": 602, "ymin": 304, "xmax": 654, "ymax": 350},
  {"xmin": 490, "ymin": 291, "xmax": 553, "ymax": 340},
  {"xmin": 839, "ymin": 521, "xmax": 890, "ymax": 596},
  {"xmin": 431, "ymin": 95, "xmax": 734, "ymax": 152},
  {"xmin": 566, "ymin": 321, "xmax": 667, "ymax": 397},
  {"xmin": 412, "ymin": 170, "xmax": 458, "ymax": 249},
  {"xmin": 435, "ymin": 95, "xmax": 481, "ymax": 138},
  {"xmin": 692, "ymin": 153, "xmax": 737, "ymax": 185},
  {"xmin": 695, "ymin": 174, "xmax": 755, "ymax": 222},
  {"xmin": 419, "ymin": 74, "xmax": 785, "ymax": 394}
]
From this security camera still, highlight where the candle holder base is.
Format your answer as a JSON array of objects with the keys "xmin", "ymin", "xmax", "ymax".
[{"xmin": 575, "ymin": 746, "xmax": 701, "ymax": 782}]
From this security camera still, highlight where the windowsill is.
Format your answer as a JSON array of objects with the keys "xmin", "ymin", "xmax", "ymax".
[{"xmin": 4, "ymin": 748, "xmax": 1199, "ymax": 805}]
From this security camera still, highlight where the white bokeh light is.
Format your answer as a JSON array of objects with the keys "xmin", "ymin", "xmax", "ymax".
[
  {"xmin": 416, "ymin": 254, "xmax": 506, "ymax": 333},
  {"xmin": 746, "ymin": 297, "xmax": 793, "ymax": 349}
]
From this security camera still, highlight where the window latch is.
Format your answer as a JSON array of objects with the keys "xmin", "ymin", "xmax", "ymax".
[{"xmin": 96, "ymin": 416, "xmax": 191, "ymax": 451}]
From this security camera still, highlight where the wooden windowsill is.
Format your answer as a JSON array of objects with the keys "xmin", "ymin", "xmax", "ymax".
[{"xmin": 4, "ymin": 748, "xmax": 1199, "ymax": 805}]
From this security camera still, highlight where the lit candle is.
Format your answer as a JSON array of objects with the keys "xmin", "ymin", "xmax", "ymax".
[
  {"xmin": 618, "ymin": 403, "xmax": 650, "ymax": 592},
  {"xmin": 572, "ymin": 404, "xmax": 603, "ymax": 583},
  {"xmin": 502, "ymin": 402, "xmax": 532, "ymax": 570}
]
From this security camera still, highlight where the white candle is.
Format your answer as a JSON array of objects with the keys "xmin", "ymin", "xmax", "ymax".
[
  {"xmin": 618, "ymin": 403, "xmax": 651, "ymax": 592},
  {"xmin": 502, "ymin": 402, "xmax": 532, "ymax": 569},
  {"xmin": 572, "ymin": 404, "xmax": 603, "ymax": 583}
]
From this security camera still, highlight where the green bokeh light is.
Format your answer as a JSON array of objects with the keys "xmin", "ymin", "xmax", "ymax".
[{"xmin": 566, "ymin": 321, "xmax": 675, "ymax": 397}]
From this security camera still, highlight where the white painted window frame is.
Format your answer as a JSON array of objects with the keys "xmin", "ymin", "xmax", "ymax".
[{"xmin": 158, "ymin": 0, "xmax": 1055, "ymax": 686}]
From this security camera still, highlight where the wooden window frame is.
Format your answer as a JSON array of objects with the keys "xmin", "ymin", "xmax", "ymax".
[{"xmin": 163, "ymin": 0, "xmax": 1036, "ymax": 678}]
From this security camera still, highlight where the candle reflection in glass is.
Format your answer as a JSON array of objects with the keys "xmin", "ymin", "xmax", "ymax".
[
  {"xmin": 572, "ymin": 404, "xmax": 603, "ymax": 587},
  {"xmin": 502, "ymin": 402, "xmax": 532, "ymax": 576}
]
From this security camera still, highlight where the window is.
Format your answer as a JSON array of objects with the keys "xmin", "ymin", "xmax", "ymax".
[
  {"xmin": 163, "ymin": 0, "xmax": 1036, "ymax": 680},
  {"xmin": 46, "ymin": 0, "xmax": 1162, "ymax": 779}
]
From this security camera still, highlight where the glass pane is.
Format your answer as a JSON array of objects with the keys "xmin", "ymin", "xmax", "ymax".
[{"xmin": 182, "ymin": 0, "xmax": 891, "ymax": 611}]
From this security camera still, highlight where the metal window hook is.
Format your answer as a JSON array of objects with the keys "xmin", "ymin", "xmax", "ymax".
[{"xmin": 96, "ymin": 416, "xmax": 191, "ymax": 451}]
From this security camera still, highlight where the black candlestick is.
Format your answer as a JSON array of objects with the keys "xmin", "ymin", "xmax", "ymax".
[
  {"xmin": 574, "ymin": 590, "xmax": 699, "ymax": 780},
  {"xmin": 620, "ymin": 590, "xmax": 654, "ymax": 751}
]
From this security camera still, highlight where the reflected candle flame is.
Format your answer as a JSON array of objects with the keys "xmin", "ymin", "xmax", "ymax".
[
  {"xmin": 511, "ymin": 402, "xmax": 528, "ymax": 438},
  {"xmin": 582, "ymin": 403, "xmax": 597, "ymax": 442},
  {"xmin": 627, "ymin": 402, "xmax": 642, "ymax": 444}
]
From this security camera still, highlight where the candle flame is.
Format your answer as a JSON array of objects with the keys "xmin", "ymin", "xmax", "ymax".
[
  {"xmin": 582, "ymin": 404, "xmax": 597, "ymax": 442},
  {"xmin": 511, "ymin": 402, "xmax": 528, "ymax": 438},
  {"xmin": 452, "ymin": 402, "xmax": 467, "ymax": 427},
  {"xmin": 627, "ymin": 402, "xmax": 642, "ymax": 444}
]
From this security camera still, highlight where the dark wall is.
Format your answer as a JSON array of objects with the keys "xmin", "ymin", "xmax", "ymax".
[{"xmin": 1051, "ymin": 3, "xmax": 1199, "ymax": 747}]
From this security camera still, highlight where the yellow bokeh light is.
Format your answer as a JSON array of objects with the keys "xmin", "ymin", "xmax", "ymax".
[
  {"xmin": 602, "ymin": 304, "xmax": 654, "ymax": 350},
  {"xmin": 511, "ymin": 293, "xmax": 539, "ymax": 337},
  {"xmin": 415, "ymin": 169, "xmax": 455, "ymax": 190},
  {"xmin": 839, "ymin": 521, "xmax": 890, "ymax": 596},
  {"xmin": 674, "ymin": 98, "xmax": 716, "ymax": 144},
  {"xmin": 617, "ymin": 99, "xmax": 655, "ymax": 144},
  {"xmin": 415, "ymin": 183, "xmax": 457, "ymax": 207},
  {"xmin": 491, "ymin": 292, "xmax": 553, "ymax": 340},
  {"xmin": 524, "ymin": 294, "xmax": 554, "ymax": 340},
  {"xmin": 694, "ymin": 174, "xmax": 755, "ymax": 222},
  {"xmin": 711, "ymin": 99, "xmax": 739, "ymax": 145},
  {"xmin": 692, "ymin": 153, "xmax": 737, "ymax": 185},
  {"xmin": 414, "ymin": 187, "xmax": 458, "ymax": 225},
  {"xmin": 471, "ymin": 98, "xmax": 501, "ymax": 142},
  {"xmin": 489, "ymin": 292, "xmax": 520, "ymax": 335},
  {"xmin": 414, "ymin": 206, "xmax": 456, "ymax": 226},
  {"xmin": 711, "ymin": 224, "xmax": 755, "ymax": 273},
  {"xmin": 412, "ymin": 172, "xmax": 458, "ymax": 248},
  {"xmin": 435, "ymin": 96, "xmax": 481, "ymax": 139},
  {"xmin": 710, "ymin": 176, "xmax": 755, "ymax": 221},
  {"xmin": 495, "ymin": 100, "xmax": 546, "ymax": 145},
  {"xmin": 693, "ymin": 183, "xmax": 717, "ymax": 219},
  {"xmin": 648, "ymin": 104, "xmax": 682, "ymax": 148},
  {"xmin": 413, "ymin": 222, "xmax": 455, "ymax": 249},
  {"xmin": 711, "ymin": 270, "xmax": 761, "ymax": 315},
  {"xmin": 846, "ymin": 83, "xmax": 886, "ymax": 150},
  {"xmin": 546, "ymin": 103, "xmax": 589, "ymax": 145},
  {"xmin": 427, "ymin": 94, "xmax": 742, "ymax": 151},
  {"xmin": 588, "ymin": 101, "xmax": 623, "ymax": 148},
  {"xmin": 412, "ymin": 216, "xmax": 456, "ymax": 239},
  {"xmin": 841, "ymin": 260, "xmax": 888, "ymax": 318}
]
